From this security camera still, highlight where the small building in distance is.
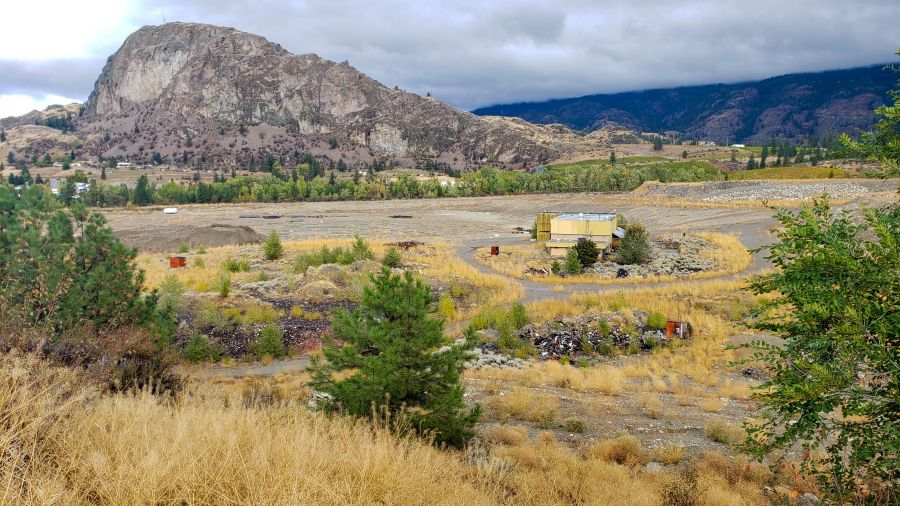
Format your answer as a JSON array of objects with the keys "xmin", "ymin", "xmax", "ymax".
[{"xmin": 546, "ymin": 212, "xmax": 619, "ymax": 258}]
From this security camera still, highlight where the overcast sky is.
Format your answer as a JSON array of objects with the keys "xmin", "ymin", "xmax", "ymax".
[{"xmin": 1, "ymin": 0, "xmax": 898, "ymax": 117}]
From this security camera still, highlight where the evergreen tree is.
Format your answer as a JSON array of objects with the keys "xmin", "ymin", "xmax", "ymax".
[
  {"xmin": 609, "ymin": 150, "xmax": 616, "ymax": 164},
  {"xmin": 151, "ymin": 152, "xmax": 164, "ymax": 165},
  {"xmin": 263, "ymin": 230, "xmax": 283, "ymax": 260},
  {"xmin": 564, "ymin": 248, "xmax": 582, "ymax": 274},
  {"xmin": 760, "ymin": 145, "xmax": 769, "ymax": 168},
  {"xmin": 309, "ymin": 268, "xmax": 481, "ymax": 448},
  {"xmin": 618, "ymin": 222, "xmax": 651, "ymax": 265},
  {"xmin": 573, "ymin": 237, "xmax": 600, "ymax": 268},
  {"xmin": 0, "ymin": 130, "xmax": 5, "ymax": 142},
  {"xmin": 100, "ymin": 165, "xmax": 107, "ymax": 180},
  {"xmin": 682, "ymin": 150, "xmax": 688, "ymax": 159},
  {"xmin": 6, "ymin": 152, "xmax": 13, "ymax": 164},
  {"xmin": 747, "ymin": 153, "xmax": 757, "ymax": 169},
  {"xmin": 133, "ymin": 174, "xmax": 152, "ymax": 205},
  {"xmin": 337, "ymin": 158, "xmax": 348, "ymax": 172}
]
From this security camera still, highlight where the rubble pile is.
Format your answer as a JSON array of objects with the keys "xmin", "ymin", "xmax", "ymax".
[
  {"xmin": 464, "ymin": 343, "xmax": 528, "ymax": 369},
  {"xmin": 517, "ymin": 310, "xmax": 680, "ymax": 359}
]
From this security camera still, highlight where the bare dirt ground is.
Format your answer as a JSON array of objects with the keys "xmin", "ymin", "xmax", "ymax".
[{"xmin": 103, "ymin": 191, "xmax": 781, "ymax": 248}]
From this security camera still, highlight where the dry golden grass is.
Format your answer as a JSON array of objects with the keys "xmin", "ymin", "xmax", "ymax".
[
  {"xmin": 487, "ymin": 388, "xmax": 559, "ymax": 428},
  {"xmin": 640, "ymin": 392, "xmax": 664, "ymax": 419},
  {"xmin": 484, "ymin": 424, "xmax": 529, "ymax": 446},
  {"xmin": 469, "ymin": 361, "xmax": 625, "ymax": 396},
  {"xmin": 704, "ymin": 418, "xmax": 746, "ymax": 445},
  {"xmin": 586, "ymin": 434, "xmax": 647, "ymax": 466},
  {"xmin": 474, "ymin": 232, "xmax": 751, "ymax": 285},
  {"xmin": 650, "ymin": 444, "xmax": 686, "ymax": 465},
  {"xmin": 700, "ymin": 397, "xmax": 725, "ymax": 413},
  {"xmin": 2, "ymin": 354, "xmax": 791, "ymax": 506}
]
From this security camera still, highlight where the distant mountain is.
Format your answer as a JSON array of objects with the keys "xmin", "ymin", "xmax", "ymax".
[{"xmin": 473, "ymin": 66, "xmax": 896, "ymax": 145}]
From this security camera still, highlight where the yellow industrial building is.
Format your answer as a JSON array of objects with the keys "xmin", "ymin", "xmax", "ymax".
[{"xmin": 542, "ymin": 212, "xmax": 621, "ymax": 258}]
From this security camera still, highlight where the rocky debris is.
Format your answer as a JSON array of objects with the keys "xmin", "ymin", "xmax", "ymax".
[
  {"xmin": 642, "ymin": 180, "xmax": 898, "ymax": 203},
  {"xmin": 590, "ymin": 235, "xmax": 716, "ymax": 278},
  {"xmin": 464, "ymin": 343, "xmax": 528, "ymax": 369},
  {"xmin": 518, "ymin": 310, "xmax": 677, "ymax": 359}
]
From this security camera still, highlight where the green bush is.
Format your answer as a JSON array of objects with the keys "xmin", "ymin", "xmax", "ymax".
[
  {"xmin": 550, "ymin": 259, "xmax": 562, "ymax": 274},
  {"xmin": 438, "ymin": 293, "xmax": 455, "ymax": 321},
  {"xmin": 574, "ymin": 238, "xmax": 600, "ymax": 267},
  {"xmin": 507, "ymin": 302, "xmax": 530, "ymax": 329},
  {"xmin": 263, "ymin": 230, "xmax": 284, "ymax": 260},
  {"xmin": 618, "ymin": 222, "xmax": 651, "ymax": 265},
  {"xmin": 178, "ymin": 243, "xmax": 189, "ymax": 254},
  {"xmin": 222, "ymin": 256, "xmax": 250, "ymax": 272},
  {"xmin": 252, "ymin": 325, "xmax": 286, "ymax": 359},
  {"xmin": 183, "ymin": 334, "xmax": 222, "ymax": 362},
  {"xmin": 350, "ymin": 234, "xmax": 374, "ymax": 261},
  {"xmin": 647, "ymin": 311, "xmax": 667, "ymax": 330},
  {"xmin": 191, "ymin": 256, "xmax": 205, "ymax": 268},
  {"xmin": 215, "ymin": 272, "xmax": 231, "ymax": 298},
  {"xmin": 158, "ymin": 274, "xmax": 185, "ymax": 312},
  {"xmin": 382, "ymin": 247, "xmax": 402, "ymax": 268},
  {"xmin": 564, "ymin": 418, "xmax": 586, "ymax": 433}
]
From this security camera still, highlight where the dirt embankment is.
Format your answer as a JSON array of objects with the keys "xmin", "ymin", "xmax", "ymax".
[{"xmin": 118, "ymin": 224, "xmax": 262, "ymax": 252}]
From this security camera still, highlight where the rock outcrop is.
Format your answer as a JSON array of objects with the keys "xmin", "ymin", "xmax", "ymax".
[{"xmin": 61, "ymin": 22, "xmax": 610, "ymax": 169}]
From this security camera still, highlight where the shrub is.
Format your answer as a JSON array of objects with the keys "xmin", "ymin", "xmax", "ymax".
[
  {"xmin": 506, "ymin": 303, "xmax": 530, "ymax": 329},
  {"xmin": 215, "ymin": 272, "xmax": 231, "ymax": 298},
  {"xmin": 574, "ymin": 238, "xmax": 599, "ymax": 267},
  {"xmin": 438, "ymin": 293, "xmax": 455, "ymax": 321},
  {"xmin": 618, "ymin": 222, "xmax": 651, "ymax": 265},
  {"xmin": 263, "ymin": 231, "xmax": 283, "ymax": 260},
  {"xmin": 191, "ymin": 256, "xmax": 205, "ymax": 268},
  {"xmin": 704, "ymin": 418, "xmax": 743, "ymax": 444},
  {"xmin": 158, "ymin": 274, "xmax": 185, "ymax": 312},
  {"xmin": 178, "ymin": 243, "xmax": 189, "ymax": 254},
  {"xmin": 564, "ymin": 418, "xmax": 586, "ymax": 433},
  {"xmin": 550, "ymin": 259, "xmax": 562, "ymax": 274},
  {"xmin": 309, "ymin": 268, "xmax": 481, "ymax": 449},
  {"xmin": 350, "ymin": 234, "xmax": 374, "ymax": 261},
  {"xmin": 646, "ymin": 311, "xmax": 667, "ymax": 330},
  {"xmin": 651, "ymin": 444, "xmax": 686, "ymax": 465},
  {"xmin": 183, "ymin": 334, "xmax": 222, "ymax": 362},
  {"xmin": 196, "ymin": 245, "xmax": 206, "ymax": 254},
  {"xmin": 485, "ymin": 424, "xmax": 529, "ymax": 446},
  {"xmin": 587, "ymin": 434, "xmax": 646, "ymax": 466},
  {"xmin": 252, "ymin": 325, "xmax": 286, "ymax": 359},
  {"xmin": 222, "ymin": 256, "xmax": 250, "ymax": 272},
  {"xmin": 222, "ymin": 302, "xmax": 279, "ymax": 325},
  {"xmin": 382, "ymin": 246, "xmax": 402, "ymax": 268},
  {"xmin": 563, "ymin": 248, "xmax": 582, "ymax": 274}
]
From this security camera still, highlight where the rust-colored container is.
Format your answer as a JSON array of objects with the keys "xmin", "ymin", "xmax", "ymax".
[
  {"xmin": 666, "ymin": 321, "xmax": 692, "ymax": 339},
  {"xmin": 490, "ymin": 246, "xmax": 500, "ymax": 256},
  {"xmin": 169, "ymin": 256, "xmax": 187, "ymax": 268}
]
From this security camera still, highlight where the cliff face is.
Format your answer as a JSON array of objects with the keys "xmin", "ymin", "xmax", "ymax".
[
  {"xmin": 473, "ymin": 65, "xmax": 896, "ymax": 145},
  {"xmin": 74, "ymin": 22, "xmax": 606, "ymax": 169}
]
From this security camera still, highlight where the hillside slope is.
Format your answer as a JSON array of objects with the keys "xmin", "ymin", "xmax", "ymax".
[{"xmin": 473, "ymin": 65, "xmax": 896, "ymax": 144}]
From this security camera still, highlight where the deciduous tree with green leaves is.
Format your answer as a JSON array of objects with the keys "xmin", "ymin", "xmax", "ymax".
[
  {"xmin": 741, "ymin": 196, "xmax": 898, "ymax": 502},
  {"xmin": 309, "ymin": 268, "xmax": 481, "ymax": 448},
  {"xmin": 841, "ymin": 51, "xmax": 900, "ymax": 172}
]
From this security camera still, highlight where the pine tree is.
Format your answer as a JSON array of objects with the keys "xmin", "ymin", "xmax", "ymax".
[
  {"xmin": 618, "ymin": 222, "xmax": 651, "ymax": 265},
  {"xmin": 133, "ymin": 174, "xmax": 152, "ymax": 205},
  {"xmin": 100, "ymin": 166, "xmax": 107, "ymax": 180},
  {"xmin": 0, "ymin": 130, "xmax": 5, "ymax": 142},
  {"xmin": 573, "ymin": 237, "xmax": 599, "ymax": 268},
  {"xmin": 609, "ymin": 150, "xmax": 616, "ymax": 164},
  {"xmin": 263, "ymin": 230, "xmax": 283, "ymax": 260},
  {"xmin": 747, "ymin": 153, "xmax": 757, "ymax": 169},
  {"xmin": 309, "ymin": 268, "xmax": 481, "ymax": 448},
  {"xmin": 564, "ymin": 248, "xmax": 582, "ymax": 274}
]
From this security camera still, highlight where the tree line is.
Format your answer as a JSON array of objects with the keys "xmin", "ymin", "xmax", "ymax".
[{"xmin": 50, "ymin": 161, "xmax": 721, "ymax": 207}]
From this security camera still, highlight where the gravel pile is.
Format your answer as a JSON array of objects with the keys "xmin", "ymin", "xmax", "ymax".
[{"xmin": 644, "ymin": 180, "xmax": 890, "ymax": 202}]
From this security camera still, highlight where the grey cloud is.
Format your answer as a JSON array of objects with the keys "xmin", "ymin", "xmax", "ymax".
[
  {"xmin": 3, "ymin": 0, "xmax": 899, "ymax": 112},
  {"xmin": 0, "ymin": 59, "xmax": 105, "ymax": 98}
]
